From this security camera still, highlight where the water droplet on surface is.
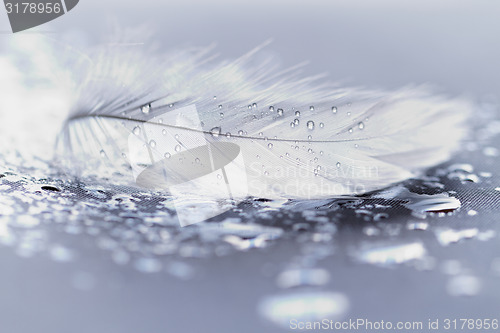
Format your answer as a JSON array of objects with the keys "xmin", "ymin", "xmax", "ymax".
[
  {"xmin": 294, "ymin": 119, "xmax": 300, "ymax": 126},
  {"xmin": 268, "ymin": 143, "xmax": 273, "ymax": 149},
  {"xmin": 149, "ymin": 140, "xmax": 156, "ymax": 148},
  {"xmin": 276, "ymin": 268, "xmax": 330, "ymax": 289},
  {"xmin": 141, "ymin": 104, "xmax": 151, "ymax": 114},
  {"xmin": 164, "ymin": 152, "xmax": 171, "ymax": 159},
  {"xmin": 269, "ymin": 106, "xmax": 275, "ymax": 112},
  {"xmin": 355, "ymin": 242, "xmax": 426, "ymax": 267},
  {"xmin": 290, "ymin": 122, "xmax": 295, "ymax": 128},
  {"xmin": 133, "ymin": 126, "xmax": 141, "ymax": 135},
  {"xmin": 238, "ymin": 130, "xmax": 244, "ymax": 135},
  {"xmin": 134, "ymin": 258, "xmax": 162, "ymax": 273},
  {"xmin": 99, "ymin": 150, "xmax": 106, "ymax": 157},
  {"xmin": 258, "ymin": 292, "xmax": 349, "ymax": 329},
  {"xmin": 162, "ymin": 129, "xmax": 167, "ymax": 135},
  {"xmin": 307, "ymin": 120, "xmax": 315, "ymax": 130},
  {"xmin": 309, "ymin": 106, "xmax": 314, "ymax": 111},
  {"xmin": 336, "ymin": 162, "xmax": 341, "ymax": 168},
  {"xmin": 175, "ymin": 145, "xmax": 181, "ymax": 152},
  {"xmin": 348, "ymin": 128, "xmax": 353, "ymax": 133},
  {"xmin": 447, "ymin": 275, "xmax": 481, "ymax": 296},
  {"xmin": 210, "ymin": 127, "xmax": 221, "ymax": 137},
  {"xmin": 331, "ymin": 106, "xmax": 337, "ymax": 114},
  {"xmin": 435, "ymin": 228, "xmax": 478, "ymax": 246},
  {"xmin": 277, "ymin": 108, "xmax": 284, "ymax": 116},
  {"xmin": 358, "ymin": 122, "xmax": 364, "ymax": 130},
  {"xmin": 252, "ymin": 103, "xmax": 258, "ymax": 108},
  {"xmin": 295, "ymin": 111, "xmax": 301, "ymax": 117},
  {"xmin": 319, "ymin": 122, "xmax": 324, "ymax": 128}
]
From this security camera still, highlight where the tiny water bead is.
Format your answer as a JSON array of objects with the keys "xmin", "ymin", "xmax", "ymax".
[
  {"xmin": 348, "ymin": 128, "xmax": 353, "ymax": 133},
  {"xmin": 133, "ymin": 126, "xmax": 141, "ymax": 136},
  {"xmin": 290, "ymin": 122, "xmax": 295, "ymax": 128},
  {"xmin": 162, "ymin": 129, "xmax": 167, "ymax": 135},
  {"xmin": 358, "ymin": 122, "xmax": 365, "ymax": 130},
  {"xmin": 269, "ymin": 106, "xmax": 275, "ymax": 112},
  {"xmin": 277, "ymin": 108, "xmax": 284, "ymax": 116},
  {"xmin": 220, "ymin": 112, "xmax": 224, "ymax": 118},
  {"xmin": 252, "ymin": 103, "xmax": 258, "ymax": 108},
  {"xmin": 164, "ymin": 152, "xmax": 171, "ymax": 159},
  {"xmin": 307, "ymin": 120, "xmax": 315, "ymax": 130},
  {"xmin": 238, "ymin": 130, "xmax": 244, "ymax": 135},
  {"xmin": 336, "ymin": 162, "xmax": 341, "ymax": 168},
  {"xmin": 309, "ymin": 106, "xmax": 314, "ymax": 111},
  {"xmin": 218, "ymin": 104, "xmax": 223, "ymax": 109},
  {"xmin": 210, "ymin": 127, "xmax": 221, "ymax": 137},
  {"xmin": 175, "ymin": 145, "xmax": 181, "ymax": 152},
  {"xmin": 295, "ymin": 111, "xmax": 301, "ymax": 117},
  {"xmin": 294, "ymin": 119, "xmax": 300, "ymax": 126},
  {"xmin": 268, "ymin": 143, "xmax": 273, "ymax": 149},
  {"xmin": 319, "ymin": 122, "xmax": 324, "ymax": 128},
  {"xmin": 141, "ymin": 103, "xmax": 151, "ymax": 114},
  {"xmin": 149, "ymin": 140, "xmax": 156, "ymax": 148},
  {"xmin": 331, "ymin": 106, "xmax": 337, "ymax": 114}
]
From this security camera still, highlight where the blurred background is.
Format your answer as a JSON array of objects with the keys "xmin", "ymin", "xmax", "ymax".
[{"xmin": 1, "ymin": 1, "xmax": 500, "ymax": 332}]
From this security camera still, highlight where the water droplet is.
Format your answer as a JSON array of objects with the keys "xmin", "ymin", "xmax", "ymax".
[
  {"xmin": 133, "ymin": 126, "xmax": 141, "ymax": 135},
  {"xmin": 276, "ymin": 268, "xmax": 330, "ymax": 289},
  {"xmin": 269, "ymin": 106, "xmax": 275, "ymax": 112},
  {"xmin": 134, "ymin": 258, "xmax": 162, "ymax": 273},
  {"xmin": 220, "ymin": 112, "xmax": 224, "ymax": 118},
  {"xmin": 195, "ymin": 158, "xmax": 200, "ymax": 163},
  {"xmin": 169, "ymin": 103, "xmax": 174, "ymax": 108},
  {"xmin": 336, "ymin": 162, "xmax": 341, "ymax": 168},
  {"xmin": 218, "ymin": 104, "xmax": 223, "ymax": 109},
  {"xmin": 210, "ymin": 127, "xmax": 221, "ymax": 137},
  {"xmin": 259, "ymin": 132, "xmax": 263, "ymax": 137},
  {"xmin": 99, "ymin": 149, "xmax": 106, "ymax": 157},
  {"xmin": 175, "ymin": 145, "xmax": 181, "ymax": 152},
  {"xmin": 252, "ymin": 103, "xmax": 258, "ymax": 108},
  {"xmin": 348, "ymin": 128, "xmax": 353, "ymax": 133},
  {"xmin": 319, "ymin": 122, "xmax": 324, "ymax": 128},
  {"xmin": 141, "ymin": 103, "xmax": 151, "ymax": 114},
  {"xmin": 149, "ymin": 140, "xmax": 156, "ymax": 148},
  {"xmin": 307, "ymin": 135, "xmax": 312, "ymax": 140},
  {"xmin": 309, "ymin": 106, "xmax": 314, "ymax": 111},
  {"xmin": 226, "ymin": 132, "xmax": 231, "ymax": 138},
  {"xmin": 358, "ymin": 122, "xmax": 364, "ymax": 130},
  {"xmin": 162, "ymin": 129, "xmax": 167, "ymax": 135},
  {"xmin": 277, "ymin": 108, "xmax": 284, "ymax": 116},
  {"xmin": 295, "ymin": 111, "xmax": 301, "ymax": 117},
  {"xmin": 258, "ymin": 292, "xmax": 349, "ymax": 329},
  {"xmin": 446, "ymin": 275, "xmax": 481, "ymax": 297},
  {"xmin": 355, "ymin": 242, "xmax": 426, "ymax": 267},
  {"xmin": 347, "ymin": 111, "xmax": 351, "ymax": 116},
  {"xmin": 294, "ymin": 119, "xmax": 300, "ymax": 125},
  {"xmin": 164, "ymin": 152, "xmax": 171, "ymax": 159},
  {"xmin": 268, "ymin": 143, "xmax": 273, "ymax": 149},
  {"xmin": 238, "ymin": 130, "xmax": 244, "ymax": 135},
  {"xmin": 290, "ymin": 122, "xmax": 295, "ymax": 128},
  {"xmin": 435, "ymin": 228, "xmax": 478, "ymax": 246},
  {"xmin": 307, "ymin": 120, "xmax": 315, "ymax": 130},
  {"xmin": 331, "ymin": 106, "xmax": 337, "ymax": 114},
  {"xmin": 248, "ymin": 105, "xmax": 252, "ymax": 109},
  {"xmin": 213, "ymin": 96, "xmax": 217, "ymax": 100}
]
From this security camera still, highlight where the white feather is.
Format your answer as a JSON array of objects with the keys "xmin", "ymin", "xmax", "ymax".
[{"xmin": 56, "ymin": 36, "xmax": 472, "ymax": 199}]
